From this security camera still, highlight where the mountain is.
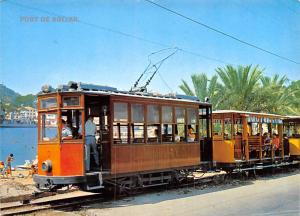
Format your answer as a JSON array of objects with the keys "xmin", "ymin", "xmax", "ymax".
[{"xmin": 0, "ymin": 84, "xmax": 36, "ymax": 112}]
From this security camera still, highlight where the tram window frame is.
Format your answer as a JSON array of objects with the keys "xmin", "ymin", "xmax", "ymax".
[
  {"xmin": 250, "ymin": 123, "xmax": 260, "ymax": 136},
  {"xmin": 60, "ymin": 109, "xmax": 83, "ymax": 141},
  {"xmin": 62, "ymin": 96, "xmax": 80, "ymax": 107},
  {"xmin": 199, "ymin": 108, "xmax": 209, "ymax": 139},
  {"xmin": 224, "ymin": 118, "xmax": 232, "ymax": 140},
  {"xmin": 162, "ymin": 106, "xmax": 174, "ymax": 143},
  {"xmin": 131, "ymin": 104, "xmax": 145, "ymax": 144},
  {"xmin": 40, "ymin": 97, "xmax": 57, "ymax": 109},
  {"xmin": 175, "ymin": 107, "xmax": 186, "ymax": 142},
  {"xmin": 213, "ymin": 119, "xmax": 223, "ymax": 136},
  {"xmin": 147, "ymin": 105, "xmax": 160, "ymax": 143},
  {"xmin": 113, "ymin": 102, "xmax": 129, "ymax": 144},
  {"xmin": 187, "ymin": 108, "xmax": 198, "ymax": 142},
  {"xmin": 234, "ymin": 118, "xmax": 243, "ymax": 136},
  {"xmin": 40, "ymin": 112, "xmax": 58, "ymax": 142}
]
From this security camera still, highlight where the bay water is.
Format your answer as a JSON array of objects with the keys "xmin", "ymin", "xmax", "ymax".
[{"xmin": 0, "ymin": 127, "xmax": 37, "ymax": 167}]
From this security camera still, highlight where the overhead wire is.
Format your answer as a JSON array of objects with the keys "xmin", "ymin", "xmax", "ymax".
[{"xmin": 144, "ymin": 0, "xmax": 300, "ymax": 65}]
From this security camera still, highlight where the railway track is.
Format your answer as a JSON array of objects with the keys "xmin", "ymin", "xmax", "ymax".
[
  {"xmin": 0, "ymin": 191, "xmax": 103, "ymax": 216},
  {"xmin": 1, "ymin": 167, "xmax": 298, "ymax": 215}
]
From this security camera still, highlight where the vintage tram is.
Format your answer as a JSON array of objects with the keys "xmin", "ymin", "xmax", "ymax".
[
  {"xmin": 34, "ymin": 82, "xmax": 212, "ymax": 191},
  {"xmin": 283, "ymin": 116, "xmax": 300, "ymax": 160},
  {"xmin": 212, "ymin": 110, "xmax": 288, "ymax": 170}
]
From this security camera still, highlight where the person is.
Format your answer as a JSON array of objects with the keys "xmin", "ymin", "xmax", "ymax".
[
  {"xmin": 272, "ymin": 133, "xmax": 280, "ymax": 156},
  {"xmin": 85, "ymin": 116, "xmax": 100, "ymax": 171},
  {"xmin": 187, "ymin": 125, "xmax": 196, "ymax": 142},
  {"xmin": 62, "ymin": 119, "xmax": 72, "ymax": 140},
  {"xmin": 2, "ymin": 154, "xmax": 14, "ymax": 177},
  {"xmin": 263, "ymin": 132, "xmax": 272, "ymax": 157}
]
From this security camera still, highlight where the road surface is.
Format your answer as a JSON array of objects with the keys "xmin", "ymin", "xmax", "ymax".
[{"xmin": 50, "ymin": 171, "xmax": 300, "ymax": 216}]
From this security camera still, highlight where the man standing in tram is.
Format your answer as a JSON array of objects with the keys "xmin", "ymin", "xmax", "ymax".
[{"xmin": 85, "ymin": 116, "xmax": 100, "ymax": 171}]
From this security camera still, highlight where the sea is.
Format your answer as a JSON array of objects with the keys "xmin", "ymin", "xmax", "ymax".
[{"xmin": 0, "ymin": 127, "xmax": 37, "ymax": 166}]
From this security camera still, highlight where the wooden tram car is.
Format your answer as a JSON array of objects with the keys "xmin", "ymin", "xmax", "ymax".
[
  {"xmin": 34, "ymin": 82, "xmax": 213, "ymax": 191},
  {"xmin": 283, "ymin": 116, "xmax": 300, "ymax": 160},
  {"xmin": 212, "ymin": 110, "xmax": 288, "ymax": 170}
]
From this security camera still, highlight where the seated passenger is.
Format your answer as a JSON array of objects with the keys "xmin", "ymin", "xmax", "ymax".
[
  {"xmin": 187, "ymin": 125, "xmax": 196, "ymax": 142},
  {"xmin": 62, "ymin": 119, "xmax": 72, "ymax": 140}
]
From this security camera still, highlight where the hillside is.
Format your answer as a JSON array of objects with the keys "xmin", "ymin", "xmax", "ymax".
[{"xmin": 0, "ymin": 84, "xmax": 36, "ymax": 112}]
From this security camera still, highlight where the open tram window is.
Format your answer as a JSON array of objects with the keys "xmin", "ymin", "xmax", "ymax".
[
  {"xmin": 234, "ymin": 118, "xmax": 242, "ymax": 136},
  {"xmin": 187, "ymin": 108, "xmax": 198, "ymax": 142},
  {"xmin": 40, "ymin": 113, "xmax": 58, "ymax": 141},
  {"xmin": 199, "ymin": 108, "xmax": 209, "ymax": 139},
  {"xmin": 224, "ymin": 118, "xmax": 232, "ymax": 140},
  {"xmin": 162, "ymin": 106, "xmax": 173, "ymax": 142},
  {"xmin": 213, "ymin": 119, "xmax": 222, "ymax": 136},
  {"xmin": 175, "ymin": 107, "xmax": 186, "ymax": 142},
  {"xmin": 61, "ymin": 109, "xmax": 83, "ymax": 141},
  {"xmin": 147, "ymin": 105, "xmax": 160, "ymax": 143},
  {"xmin": 113, "ymin": 102, "xmax": 129, "ymax": 144},
  {"xmin": 131, "ymin": 104, "xmax": 145, "ymax": 143},
  {"xmin": 250, "ymin": 123, "xmax": 260, "ymax": 136}
]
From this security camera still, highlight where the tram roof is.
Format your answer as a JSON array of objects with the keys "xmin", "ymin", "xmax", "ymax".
[
  {"xmin": 39, "ymin": 82, "xmax": 211, "ymax": 106},
  {"xmin": 285, "ymin": 116, "xmax": 300, "ymax": 120},
  {"xmin": 213, "ymin": 110, "xmax": 284, "ymax": 118}
]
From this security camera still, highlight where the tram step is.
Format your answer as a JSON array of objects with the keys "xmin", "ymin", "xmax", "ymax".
[{"xmin": 86, "ymin": 172, "xmax": 104, "ymax": 191}]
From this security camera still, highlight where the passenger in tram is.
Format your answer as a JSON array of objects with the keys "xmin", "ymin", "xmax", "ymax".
[
  {"xmin": 85, "ymin": 116, "xmax": 100, "ymax": 171},
  {"xmin": 273, "ymin": 133, "xmax": 280, "ymax": 156},
  {"xmin": 61, "ymin": 119, "xmax": 72, "ymax": 140},
  {"xmin": 263, "ymin": 132, "xmax": 272, "ymax": 157},
  {"xmin": 187, "ymin": 125, "xmax": 196, "ymax": 142}
]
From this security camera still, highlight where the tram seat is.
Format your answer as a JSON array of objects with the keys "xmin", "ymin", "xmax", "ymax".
[{"xmin": 248, "ymin": 136, "xmax": 261, "ymax": 151}]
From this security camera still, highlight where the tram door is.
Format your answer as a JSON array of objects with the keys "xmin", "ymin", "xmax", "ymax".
[
  {"xmin": 85, "ymin": 95, "xmax": 110, "ymax": 171},
  {"xmin": 199, "ymin": 106, "xmax": 213, "ymax": 162}
]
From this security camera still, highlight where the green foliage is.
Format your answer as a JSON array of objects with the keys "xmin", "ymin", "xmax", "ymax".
[
  {"xmin": 180, "ymin": 65, "xmax": 300, "ymax": 115},
  {"xmin": 0, "ymin": 84, "xmax": 36, "ymax": 112}
]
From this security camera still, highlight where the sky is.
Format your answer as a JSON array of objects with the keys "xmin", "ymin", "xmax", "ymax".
[{"xmin": 1, "ymin": 0, "xmax": 299, "ymax": 95}]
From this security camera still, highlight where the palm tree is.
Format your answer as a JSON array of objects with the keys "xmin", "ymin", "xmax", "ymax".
[
  {"xmin": 179, "ymin": 73, "xmax": 222, "ymax": 108},
  {"xmin": 215, "ymin": 65, "xmax": 263, "ymax": 110}
]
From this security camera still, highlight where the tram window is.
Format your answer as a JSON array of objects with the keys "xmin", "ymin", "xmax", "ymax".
[
  {"xmin": 187, "ymin": 108, "xmax": 198, "ymax": 142},
  {"xmin": 213, "ymin": 119, "xmax": 222, "ymax": 136},
  {"xmin": 40, "ymin": 113, "xmax": 58, "ymax": 141},
  {"xmin": 131, "ymin": 104, "xmax": 145, "ymax": 143},
  {"xmin": 199, "ymin": 118, "xmax": 207, "ymax": 138},
  {"xmin": 61, "ymin": 110, "xmax": 83, "ymax": 140},
  {"xmin": 113, "ymin": 123, "xmax": 129, "ymax": 144},
  {"xmin": 131, "ymin": 124, "xmax": 144, "ymax": 143},
  {"xmin": 40, "ymin": 98, "xmax": 57, "ymax": 109},
  {"xmin": 162, "ymin": 106, "xmax": 173, "ymax": 142},
  {"xmin": 234, "ymin": 118, "xmax": 242, "ymax": 135},
  {"xmin": 251, "ymin": 123, "xmax": 260, "ymax": 136},
  {"xmin": 113, "ymin": 102, "xmax": 129, "ymax": 144},
  {"xmin": 175, "ymin": 107, "xmax": 186, "ymax": 142},
  {"xmin": 162, "ymin": 124, "xmax": 173, "ymax": 142},
  {"xmin": 114, "ymin": 103, "xmax": 128, "ymax": 122},
  {"xmin": 63, "ymin": 96, "xmax": 80, "ymax": 107},
  {"xmin": 147, "ymin": 105, "xmax": 160, "ymax": 143},
  {"xmin": 272, "ymin": 123, "xmax": 278, "ymax": 135},
  {"xmin": 224, "ymin": 118, "xmax": 232, "ymax": 140},
  {"xmin": 131, "ymin": 104, "xmax": 144, "ymax": 122},
  {"xmin": 288, "ymin": 122, "xmax": 300, "ymax": 137}
]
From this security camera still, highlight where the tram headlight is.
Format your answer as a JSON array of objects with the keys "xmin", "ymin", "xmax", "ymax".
[{"xmin": 41, "ymin": 160, "xmax": 52, "ymax": 172}]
